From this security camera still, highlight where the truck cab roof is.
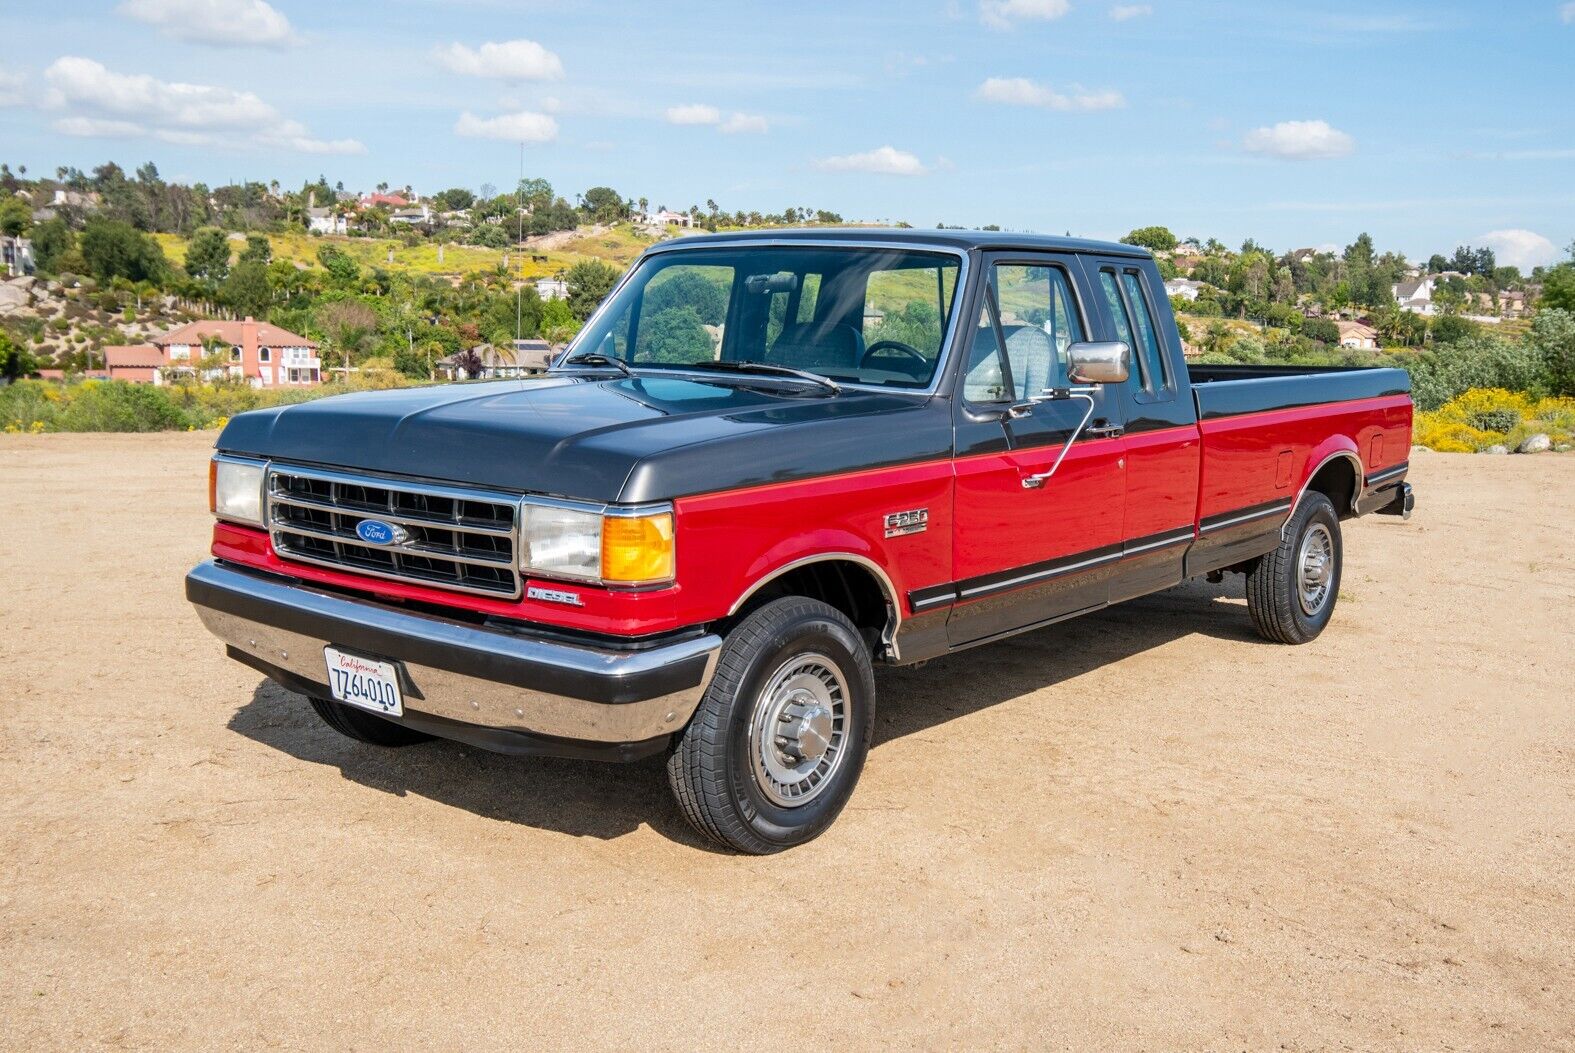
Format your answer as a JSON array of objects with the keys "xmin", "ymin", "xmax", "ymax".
[{"xmin": 646, "ymin": 226, "xmax": 1151, "ymax": 260}]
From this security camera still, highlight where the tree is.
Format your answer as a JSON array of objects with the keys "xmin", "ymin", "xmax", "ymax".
[
  {"xmin": 79, "ymin": 218, "xmax": 168, "ymax": 284},
  {"xmin": 644, "ymin": 269, "xmax": 728, "ymax": 326},
  {"xmin": 239, "ymin": 233, "xmax": 272, "ymax": 265},
  {"xmin": 314, "ymin": 299, "xmax": 378, "ymax": 373},
  {"xmin": 0, "ymin": 329, "xmax": 40, "ymax": 381},
  {"xmin": 1537, "ymin": 264, "xmax": 1575, "ymax": 312},
  {"xmin": 636, "ymin": 306, "xmax": 711, "ymax": 363},
  {"xmin": 29, "ymin": 218, "xmax": 75, "ymax": 275},
  {"xmin": 433, "ymin": 187, "xmax": 475, "ymax": 211},
  {"xmin": 1119, "ymin": 226, "xmax": 1178, "ymax": 253},
  {"xmin": 316, "ymin": 244, "xmax": 360, "ymax": 286},
  {"xmin": 1303, "ymin": 318, "xmax": 1340, "ymax": 344},
  {"xmin": 1531, "ymin": 309, "xmax": 1575, "ymax": 397},
  {"xmin": 0, "ymin": 196, "xmax": 30, "ymax": 237},
  {"xmin": 185, "ymin": 226, "xmax": 231, "ymax": 283},
  {"xmin": 581, "ymin": 186, "xmax": 625, "ymax": 224},
  {"xmin": 565, "ymin": 260, "xmax": 620, "ymax": 321},
  {"xmin": 1430, "ymin": 315, "xmax": 1477, "ymax": 345},
  {"xmin": 222, "ymin": 260, "xmax": 272, "ymax": 318}
]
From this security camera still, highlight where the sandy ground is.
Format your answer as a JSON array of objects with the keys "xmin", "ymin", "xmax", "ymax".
[{"xmin": 0, "ymin": 433, "xmax": 1571, "ymax": 1051}]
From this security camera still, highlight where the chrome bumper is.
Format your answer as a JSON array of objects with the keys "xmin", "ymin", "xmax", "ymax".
[{"xmin": 186, "ymin": 561, "xmax": 720, "ymax": 750}]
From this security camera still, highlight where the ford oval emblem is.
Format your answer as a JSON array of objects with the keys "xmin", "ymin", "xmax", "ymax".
[{"xmin": 356, "ymin": 519, "xmax": 407, "ymax": 546}]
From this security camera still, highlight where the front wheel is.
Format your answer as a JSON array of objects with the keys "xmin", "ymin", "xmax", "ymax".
[
  {"xmin": 666, "ymin": 597, "xmax": 876, "ymax": 854},
  {"xmin": 1245, "ymin": 491, "xmax": 1342, "ymax": 644}
]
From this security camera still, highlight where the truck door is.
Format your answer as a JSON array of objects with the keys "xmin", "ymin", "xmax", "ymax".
[
  {"xmin": 1081, "ymin": 257, "xmax": 1201, "ymax": 603},
  {"xmin": 945, "ymin": 253, "xmax": 1127, "ymax": 646}
]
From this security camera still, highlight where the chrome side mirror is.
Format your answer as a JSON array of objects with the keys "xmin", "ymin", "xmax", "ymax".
[{"xmin": 1067, "ymin": 341, "xmax": 1130, "ymax": 385}]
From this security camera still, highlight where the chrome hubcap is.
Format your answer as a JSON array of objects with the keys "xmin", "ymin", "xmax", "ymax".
[
  {"xmin": 1297, "ymin": 522, "xmax": 1335, "ymax": 616},
  {"xmin": 750, "ymin": 653, "xmax": 848, "ymax": 807}
]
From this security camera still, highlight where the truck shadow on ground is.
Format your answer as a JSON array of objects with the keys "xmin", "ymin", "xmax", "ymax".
[{"xmin": 227, "ymin": 577, "xmax": 1260, "ymax": 848}]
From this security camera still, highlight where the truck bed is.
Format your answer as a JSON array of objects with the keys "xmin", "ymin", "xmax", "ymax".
[{"xmin": 1187, "ymin": 363, "xmax": 1411, "ymax": 420}]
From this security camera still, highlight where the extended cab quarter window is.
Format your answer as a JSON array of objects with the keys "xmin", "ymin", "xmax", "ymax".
[
  {"xmin": 963, "ymin": 262, "xmax": 1086, "ymax": 403},
  {"xmin": 1098, "ymin": 267, "xmax": 1169, "ymax": 396}
]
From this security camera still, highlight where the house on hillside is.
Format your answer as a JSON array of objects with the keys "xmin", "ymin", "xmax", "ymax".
[
  {"xmin": 389, "ymin": 204, "xmax": 433, "ymax": 226},
  {"xmin": 1335, "ymin": 320, "xmax": 1379, "ymax": 350},
  {"xmin": 1393, "ymin": 277, "xmax": 1436, "ymax": 316},
  {"xmin": 644, "ymin": 209, "xmax": 693, "ymax": 229},
  {"xmin": 1164, "ymin": 278, "xmax": 1206, "ymax": 301},
  {"xmin": 152, "ymin": 317, "xmax": 321, "ymax": 387},
  {"xmin": 437, "ymin": 341, "xmax": 556, "ymax": 380},
  {"xmin": 306, "ymin": 207, "xmax": 347, "ymax": 235},
  {"xmin": 102, "ymin": 344, "xmax": 167, "ymax": 383},
  {"xmin": 533, "ymin": 278, "xmax": 569, "ymax": 301},
  {"xmin": 360, "ymin": 192, "xmax": 410, "ymax": 209},
  {"xmin": 2, "ymin": 234, "xmax": 33, "ymax": 276}
]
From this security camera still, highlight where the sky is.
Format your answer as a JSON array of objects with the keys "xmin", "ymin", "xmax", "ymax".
[{"xmin": 1, "ymin": 0, "xmax": 1573, "ymax": 269}]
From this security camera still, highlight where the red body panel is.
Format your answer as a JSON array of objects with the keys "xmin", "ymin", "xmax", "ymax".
[
  {"xmin": 1120, "ymin": 424, "xmax": 1201, "ymax": 539},
  {"xmin": 951, "ymin": 436, "xmax": 1125, "ymax": 582},
  {"xmin": 213, "ymin": 395, "xmax": 1410, "ymax": 640},
  {"xmin": 1197, "ymin": 394, "xmax": 1412, "ymax": 521}
]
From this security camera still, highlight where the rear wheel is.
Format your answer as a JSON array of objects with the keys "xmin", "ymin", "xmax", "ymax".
[
  {"xmin": 309, "ymin": 697, "xmax": 434, "ymax": 746},
  {"xmin": 1245, "ymin": 491, "xmax": 1342, "ymax": 644},
  {"xmin": 666, "ymin": 597, "xmax": 876, "ymax": 854}
]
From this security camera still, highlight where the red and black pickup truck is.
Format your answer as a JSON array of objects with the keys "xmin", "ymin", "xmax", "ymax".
[{"xmin": 188, "ymin": 229, "xmax": 1414, "ymax": 852}]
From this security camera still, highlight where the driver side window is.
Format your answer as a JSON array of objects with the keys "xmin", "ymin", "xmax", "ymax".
[{"xmin": 963, "ymin": 262, "xmax": 1087, "ymax": 402}]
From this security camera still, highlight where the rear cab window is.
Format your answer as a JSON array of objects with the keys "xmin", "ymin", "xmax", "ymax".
[{"xmin": 1098, "ymin": 266, "xmax": 1173, "ymax": 402}]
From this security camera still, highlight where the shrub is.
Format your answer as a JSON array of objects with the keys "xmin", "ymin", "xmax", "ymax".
[
  {"xmin": 1403, "ymin": 336, "xmax": 1548, "ymax": 410},
  {"xmin": 55, "ymin": 380, "xmax": 192, "ymax": 432}
]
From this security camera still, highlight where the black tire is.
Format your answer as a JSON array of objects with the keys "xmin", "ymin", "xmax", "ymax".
[
  {"xmin": 308, "ymin": 696, "xmax": 434, "ymax": 747},
  {"xmin": 666, "ymin": 597, "xmax": 876, "ymax": 854},
  {"xmin": 1246, "ymin": 491, "xmax": 1342, "ymax": 644}
]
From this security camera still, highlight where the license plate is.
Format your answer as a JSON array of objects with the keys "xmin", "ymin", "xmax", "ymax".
[{"xmin": 323, "ymin": 647, "xmax": 404, "ymax": 717}]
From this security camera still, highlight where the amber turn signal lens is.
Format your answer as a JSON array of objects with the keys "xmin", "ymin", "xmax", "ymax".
[
  {"xmin": 208, "ymin": 458, "xmax": 218, "ymax": 514},
  {"xmin": 600, "ymin": 512, "xmax": 675, "ymax": 585}
]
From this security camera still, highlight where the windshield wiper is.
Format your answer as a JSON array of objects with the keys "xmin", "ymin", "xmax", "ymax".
[
  {"xmin": 680, "ymin": 360, "xmax": 841, "ymax": 395},
  {"xmin": 557, "ymin": 351, "xmax": 635, "ymax": 377}
]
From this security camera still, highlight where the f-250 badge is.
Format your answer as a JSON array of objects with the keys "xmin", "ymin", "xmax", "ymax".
[{"xmin": 883, "ymin": 508, "xmax": 929, "ymax": 538}]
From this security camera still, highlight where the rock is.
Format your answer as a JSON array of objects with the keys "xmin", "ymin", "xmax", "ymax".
[
  {"xmin": 6, "ymin": 275, "xmax": 36, "ymax": 290},
  {"xmin": 1482, "ymin": 445, "xmax": 1509, "ymax": 455},
  {"xmin": 0, "ymin": 284, "xmax": 26, "ymax": 309},
  {"xmin": 1517, "ymin": 433, "xmax": 1552, "ymax": 454}
]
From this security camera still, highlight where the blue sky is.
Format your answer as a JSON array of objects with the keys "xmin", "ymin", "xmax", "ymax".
[{"xmin": 2, "ymin": 0, "xmax": 1572, "ymax": 268}]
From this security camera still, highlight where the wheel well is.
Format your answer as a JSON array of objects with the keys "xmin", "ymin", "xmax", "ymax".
[
  {"xmin": 726, "ymin": 559, "xmax": 894, "ymax": 653},
  {"xmin": 1305, "ymin": 454, "xmax": 1359, "ymax": 519}
]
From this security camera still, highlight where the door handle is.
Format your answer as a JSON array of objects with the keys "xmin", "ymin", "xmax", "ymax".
[{"xmin": 1085, "ymin": 421, "xmax": 1124, "ymax": 438}]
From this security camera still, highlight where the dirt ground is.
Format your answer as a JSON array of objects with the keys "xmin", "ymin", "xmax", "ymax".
[{"xmin": 1, "ymin": 433, "xmax": 1570, "ymax": 1051}]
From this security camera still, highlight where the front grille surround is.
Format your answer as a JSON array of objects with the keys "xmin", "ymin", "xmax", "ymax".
[{"xmin": 266, "ymin": 465, "xmax": 523, "ymax": 599}]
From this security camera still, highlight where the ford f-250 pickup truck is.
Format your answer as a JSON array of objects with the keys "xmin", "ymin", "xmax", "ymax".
[{"xmin": 188, "ymin": 229, "xmax": 1415, "ymax": 853}]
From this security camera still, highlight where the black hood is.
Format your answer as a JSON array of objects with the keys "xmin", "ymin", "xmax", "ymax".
[{"xmin": 217, "ymin": 374, "xmax": 953, "ymax": 503}]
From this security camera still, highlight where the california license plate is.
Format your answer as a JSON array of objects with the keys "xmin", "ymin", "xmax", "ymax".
[{"xmin": 323, "ymin": 647, "xmax": 404, "ymax": 717}]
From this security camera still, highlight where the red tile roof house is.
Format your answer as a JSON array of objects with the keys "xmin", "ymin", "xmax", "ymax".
[
  {"xmin": 151, "ymin": 317, "xmax": 321, "ymax": 387},
  {"xmin": 102, "ymin": 344, "xmax": 166, "ymax": 383}
]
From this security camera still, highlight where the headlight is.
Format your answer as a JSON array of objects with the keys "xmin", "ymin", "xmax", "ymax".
[
  {"xmin": 520, "ymin": 500, "xmax": 675, "ymax": 586},
  {"xmin": 209, "ymin": 456, "xmax": 266, "ymax": 526}
]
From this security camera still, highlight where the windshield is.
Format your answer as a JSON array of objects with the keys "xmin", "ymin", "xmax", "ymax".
[{"xmin": 564, "ymin": 245, "xmax": 962, "ymax": 389}]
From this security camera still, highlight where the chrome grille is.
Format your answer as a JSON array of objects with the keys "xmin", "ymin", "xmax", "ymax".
[{"xmin": 266, "ymin": 465, "xmax": 522, "ymax": 598}]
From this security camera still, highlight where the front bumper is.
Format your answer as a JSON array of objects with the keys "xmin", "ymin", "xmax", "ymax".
[{"xmin": 187, "ymin": 560, "xmax": 721, "ymax": 760}]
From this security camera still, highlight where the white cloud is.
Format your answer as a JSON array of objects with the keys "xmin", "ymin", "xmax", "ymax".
[
  {"xmin": 720, "ymin": 112, "xmax": 769, "ymax": 134},
  {"xmin": 117, "ymin": 0, "xmax": 297, "ymax": 48},
  {"xmin": 1109, "ymin": 3, "xmax": 1151, "ymax": 19},
  {"xmin": 1560, "ymin": 2, "xmax": 1574, "ymax": 23},
  {"xmin": 1242, "ymin": 119, "xmax": 1355, "ymax": 159},
  {"xmin": 974, "ymin": 77, "xmax": 1125, "ymax": 111},
  {"xmin": 0, "ymin": 65, "xmax": 24, "ymax": 107},
  {"xmin": 42, "ymin": 56, "xmax": 363, "ymax": 154},
  {"xmin": 663, "ymin": 104, "xmax": 767, "ymax": 134},
  {"xmin": 453, "ymin": 110, "xmax": 558, "ymax": 142},
  {"xmin": 1478, "ymin": 229, "xmax": 1560, "ymax": 270},
  {"xmin": 435, "ymin": 39, "xmax": 564, "ymax": 81},
  {"xmin": 981, "ymin": 0, "xmax": 1072, "ymax": 28},
  {"xmin": 818, "ymin": 145, "xmax": 928, "ymax": 176},
  {"xmin": 665, "ymin": 103, "xmax": 721, "ymax": 125}
]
